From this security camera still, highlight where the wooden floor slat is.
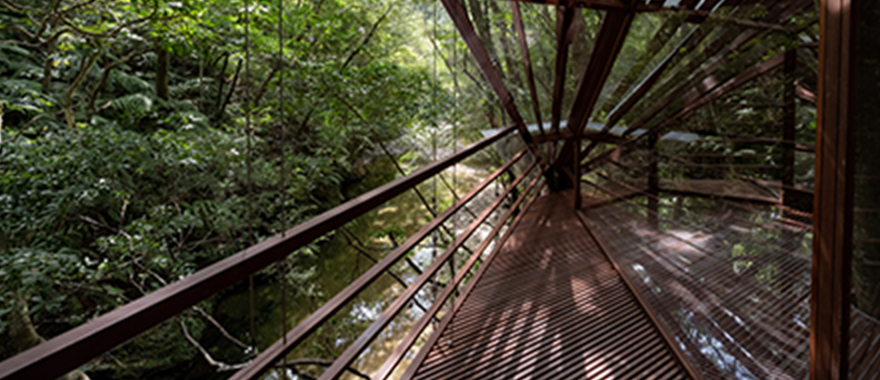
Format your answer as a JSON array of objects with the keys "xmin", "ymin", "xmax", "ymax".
[{"xmin": 411, "ymin": 192, "xmax": 690, "ymax": 380}]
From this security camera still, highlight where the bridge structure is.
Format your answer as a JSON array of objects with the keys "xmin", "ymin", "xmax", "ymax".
[{"xmin": 0, "ymin": 0, "xmax": 874, "ymax": 379}]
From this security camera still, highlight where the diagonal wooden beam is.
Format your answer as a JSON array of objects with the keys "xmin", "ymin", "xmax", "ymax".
[
  {"xmin": 611, "ymin": 0, "xmax": 811, "ymax": 140},
  {"xmin": 572, "ymin": 9, "xmax": 634, "ymax": 207},
  {"xmin": 580, "ymin": 52, "xmax": 785, "ymax": 176},
  {"xmin": 579, "ymin": 26, "xmax": 702, "ymax": 161},
  {"xmin": 604, "ymin": 0, "xmax": 810, "ymax": 144},
  {"xmin": 586, "ymin": 0, "xmax": 726, "ymax": 150},
  {"xmin": 550, "ymin": 5, "xmax": 575, "ymax": 135},
  {"xmin": 554, "ymin": 9, "xmax": 633, "ymax": 167},
  {"xmin": 545, "ymin": 7, "xmax": 632, "ymax": 200},
  {"xmin": 440, "ymin": 0, "xmax": 547, "ymax": 173},
  {"xmin": 511, "ymin": 2, "xmax": 544, "ymax": 135}
]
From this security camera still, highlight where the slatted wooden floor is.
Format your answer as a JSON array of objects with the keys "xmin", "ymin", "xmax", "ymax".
[{"xmin": 410, "ymin": 191, "xmax": 691, "ymax": 380}]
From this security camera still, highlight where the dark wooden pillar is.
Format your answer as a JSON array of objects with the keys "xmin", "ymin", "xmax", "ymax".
[{"xmin": 811, "ymin": 0, "xmax": 856, "ymax": 379}]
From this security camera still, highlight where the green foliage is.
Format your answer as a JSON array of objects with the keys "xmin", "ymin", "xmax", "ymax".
[{"xmin": 0, "ymin": 0, "xmax": 447, "ymax": 374}]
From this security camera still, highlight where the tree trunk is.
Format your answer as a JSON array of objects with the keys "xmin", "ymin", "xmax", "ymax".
[
  {"xmin": 466, "ymin": 0, "xmax": 503, "ymax": 81},
  {"xmin": 156, "ymin": 45, "xmax": 170, "ymax": 100},
  {"xmin": 41, "ymin": 41, "xmax": 56, "ymax": 94},
  {"xmin": 9, "ymin": 302, "xmax": 91, "ymax": 380}
]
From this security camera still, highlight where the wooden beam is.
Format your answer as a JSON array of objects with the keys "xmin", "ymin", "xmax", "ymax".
[
  {"xmin": 580, "ymin": 25, "xmax": 702, "ymax": 162},
  {"xmin": 511, "ymin": 2, "xmax": 544, "ymax": 135},
  {"xmin": 545, "ymin": 7, "xmax": 632, "ymax": 203},
  {"xmin": 551, "ymin": 5, "xmax": 575, "ymax": 135},
  {"xmin": 617, "ymin": 0, "xmax": 812, "ymax": 139},
  {"xmin": 440, "ymin": 0, "xmax": 548, "ymax": 173},
  {"xmin": 580, "ymin": 53, "xmax": 785, "ymax": 176},
  {"xmin": 552, "ymin": 11, "xmax": 634, "ymax": 176},
  {"xmin": 572, "ymin": 9, "xmax": 633, "ymax": 208},
  {"xmin": 811, "ymin": 0, "xmax": 855, "ymax": 378}
]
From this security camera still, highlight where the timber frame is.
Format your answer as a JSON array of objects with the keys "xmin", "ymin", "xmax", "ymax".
[{"xmin": 0, "ymin": 0, "xmax": 868, "ymax": 379}]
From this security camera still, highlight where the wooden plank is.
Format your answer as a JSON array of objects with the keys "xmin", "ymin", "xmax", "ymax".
[
  {"xmin": 440, "ymin": 0, "xmax": 547, "ymax": 174},
  {"xmin": 511, "ymin": 2, "xmax": 544, "ymax": 135},
  {"xmin": 405, "ymin": 191, "xmax": 690, "ymax": 380},
  {"xmin": 577, "ymin": 209, "xmax": 705, "ymax": 380},
  {"xmin": 811, "ymin": 0, "xmax": 855, "ymax": 378},
  {"xmin": 0, "ymin": 127, "xmax": 517, "ymax": 380},
  {"xmin": 397, "ymin": 185, "xmax": 547, "ymax": 380},
  {"xmin": 372, "ymin": 174, "xmax": 543, "ymax": 380}
]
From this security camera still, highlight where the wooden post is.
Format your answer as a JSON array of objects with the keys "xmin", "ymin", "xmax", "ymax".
[{"xmin": 811, "ymin": 0, "xmax": 856, "ymax": 379}]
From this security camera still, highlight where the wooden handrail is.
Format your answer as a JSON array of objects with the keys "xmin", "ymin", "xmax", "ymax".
[
  {"xmin": 229, "ymin": 147, "xmax": 529, "ymax": 380},
  {"xmin": 398, "ymin": 181, "xmax": 547, "ymax": 380},
  {"xmin": 0, "ymin": 126, "xmax": 516, "ymax": 380},
  {"xmin": 373, "ymin": 174, "xmax": 544, "ymax": 380},
  {"xmin": 313, "ymin": 160, "xmax": 540, "ymax": 380}
]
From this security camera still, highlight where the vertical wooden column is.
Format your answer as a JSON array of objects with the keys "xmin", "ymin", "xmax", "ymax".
[{"xmin": 811, "ymin": 0, "xmax": 856, "ymax": 379}]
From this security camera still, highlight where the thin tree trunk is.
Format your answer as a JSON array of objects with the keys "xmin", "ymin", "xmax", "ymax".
[
  {"xmin": 156, "ymin": 44, "xmax": 170, "ymax": 100},
  {"xmin": 9, "ymin": 303, "xmax": 91, "ymax": 380}
]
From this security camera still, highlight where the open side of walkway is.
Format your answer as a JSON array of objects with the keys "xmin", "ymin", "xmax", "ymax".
[{"xmin": 409, "ymin": 191, "xmax": 692, "ymax": 380}]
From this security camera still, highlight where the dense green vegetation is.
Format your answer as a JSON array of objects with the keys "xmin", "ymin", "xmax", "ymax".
[{"xmin": 0, "ymin": 0, "xmax": 452, "ymax": 376}]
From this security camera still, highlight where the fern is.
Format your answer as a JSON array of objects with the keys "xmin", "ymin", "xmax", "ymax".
[
  {"xmin": 169, "ymin": 77, "xmax": 214, "ymax": 98},
  {"xmin": 109, "ymin": 93, "xmax": 154, "ymax": 117},
  {"xmin": 0, "ymin": 78, "xmax": 52, "ymax": 115},
  {"xmin": 166, "ymin": 99, "xmax": 199, "ymax": 112},
  {"xmin": 108, "ymin": 70, "xmax": 152, "ymax": 94},
  {"xmin": 0, "ymin": 45, "xmax": 42, "ymax": 78}
]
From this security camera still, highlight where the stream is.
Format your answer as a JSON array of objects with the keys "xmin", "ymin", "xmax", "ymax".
[{"xmin": 186, "ymin": 136, "xmax": 527, "ymax": 380}]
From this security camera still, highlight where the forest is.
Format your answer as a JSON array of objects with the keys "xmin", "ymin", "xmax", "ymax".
[{"xmin": 0, "ymin": 0, "xmax": 818, "ymax": 379}]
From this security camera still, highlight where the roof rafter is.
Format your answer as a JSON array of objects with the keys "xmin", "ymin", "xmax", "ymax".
[
  {"xmin": 580, "ymin": 52, "xmax": 785, "ymax": 176},
  {"xmin": 616, "ymin": 0, "xmax": 812, "ymax": 139},
  {"xmin": 563, "ymin": 8, "xmax": 634, "ymax": 207},
  {"xmin": 440, "ymin": 0, "xmax": 548, "ymax": 173},
  {"xmin": 511, "ymin": 2, "xmax": 544, "ymax": 135},
  {"xmin": 579, "ymin": 22, "xmax": 702, "ymax": 161},
  {"xmin": 550, "ymin": 5, "xmax": 575, "ymax": 135},
  {"xmin": 549, "ymin": 8, "xmax": 633, "ymax": 182}
]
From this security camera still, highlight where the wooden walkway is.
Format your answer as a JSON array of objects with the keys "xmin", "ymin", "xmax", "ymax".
[
  {"xmin": 581, "ymin": 191, "xmax": 813, "ymax": 380},
  {"xmin": 409, "ymin": 191, "xmax": 691, "ymax": 380}
]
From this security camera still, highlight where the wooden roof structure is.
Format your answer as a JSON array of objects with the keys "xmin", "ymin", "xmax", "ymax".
[{"xmin": 1, "ymin": 0, "xmax": 874, "ymax": 379}]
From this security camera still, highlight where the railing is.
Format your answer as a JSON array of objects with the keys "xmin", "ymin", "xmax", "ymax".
[{"xmin": 0, "ymin": 125, "xmax": 547, "ymax": 380}]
